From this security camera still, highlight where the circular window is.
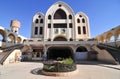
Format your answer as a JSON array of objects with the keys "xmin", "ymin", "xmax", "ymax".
[
  {"xmin": 79, "ymin": 15, "xmax": 82, "ymax": 17},
  {"xmin": 38, "ymin": 15, "xmax": 41, "ymax": 18},
  {"xmin": 58, "ymin": 4, "xmax": 62, "ymax": 7}
]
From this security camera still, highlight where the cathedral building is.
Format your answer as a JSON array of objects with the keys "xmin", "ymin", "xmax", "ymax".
[
  {"xmin": 24, "ymin": 1, "xmax": 93, "ymax": 61},
  {"xmin": 0, "ymin": 1, "xmax": 119, "ymax": 65},
  {"xmin": 31, "ymin": 1, "xmax": 90, "ymax": 41}
]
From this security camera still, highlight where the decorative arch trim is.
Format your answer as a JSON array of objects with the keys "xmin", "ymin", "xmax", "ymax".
[{"xmin": 53, "ymin": 35, "xmax": 67, "ymax": 41}]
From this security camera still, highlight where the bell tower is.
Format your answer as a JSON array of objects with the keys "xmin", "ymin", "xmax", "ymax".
[{"xmin": 10, "ymin": 20, "xmax": 20, "ymax": 34}]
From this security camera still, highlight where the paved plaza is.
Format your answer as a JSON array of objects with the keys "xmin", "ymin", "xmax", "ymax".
[{"xmin": 0, "ymin": 61, "xmax": 120, "ymax": 79}]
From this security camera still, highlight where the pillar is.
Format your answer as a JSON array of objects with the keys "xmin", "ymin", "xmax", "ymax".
[
  {"xmin": 67, "ymin": 15, "xmax": 69, "ymax": 41},
  {"xmin": 114, "ymin": 35, "xmax": 119, "ymax": 47}
]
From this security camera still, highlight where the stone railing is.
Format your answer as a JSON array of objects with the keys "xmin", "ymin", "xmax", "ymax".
[
  {"xmin": 24, "ymin": 40, "xmax": 97, "ymax": 45},
  {"xmin": 0, "ymin": 41, "xmax": 15, "ymax": 48}
]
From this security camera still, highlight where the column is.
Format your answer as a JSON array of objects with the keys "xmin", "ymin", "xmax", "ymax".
[
  {"xmin": 114, "ymin": 35, "xmax": 118, "ymax": 47},
  {"xmin": 43, "ymin": 46, "xmax": 47, "ymax": 60},
  {"xmin": 2, "ymin": 36, "xmax": 7, "ymax": 42},
  {"xmin": 67, "ymin": 15, "xmax": 69, "ymax": 41},
  {"xmin": 51, "ymin": 16, "xmax": 54, "ymax": 41}
]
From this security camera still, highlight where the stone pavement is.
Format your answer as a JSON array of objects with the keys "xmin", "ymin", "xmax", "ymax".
[{"xmin": 0, "ymin": 61, "xmax": 120, "ymax": 79}]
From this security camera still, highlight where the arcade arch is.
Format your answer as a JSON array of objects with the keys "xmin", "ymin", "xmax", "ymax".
[
  {"xmin": 8, "ymin": 34, "xmax": 15, "ymax": 43},
  {"xmin": 17, "ymin": 37, "xmax": 22, "ymax": 43},
  {"xmin": 0, "ymin": 29, "xmax": 7, "ymax": 42},
  {"xmin": 47, "ymin": 46, "xmax": 74, "ymax": 61},
  {"xmin": 75, "ymin": 46, "xmax": 88, "ymax": 60},
  {"xmin": 95, "ymin": 26, "xmax": 120, "ymax": 43}
]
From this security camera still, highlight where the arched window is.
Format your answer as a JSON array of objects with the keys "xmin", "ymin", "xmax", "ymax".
[
  {"xmin": 69, "ymin": 15, "xmax": 72, "ymax": 19},
  {"xmin": 39, "ymin": 27, "xmax": 43, "ymax": 35},
  {"xmin": 35, "ymin": 27, "xmax": 38, "ymax": 35},
  {"xmin": 77, "ymin": 19, "xmax": 80, "ymax": 23},
  {"xmin": 83, "ymin": 26, "xmax": 86, "ymax": 34},
  {"xmin": 78, "ymin": 26, "xmax": 81, "ymax": 34},
  {"xmin": 0, "ymin": 29, "xmax": 6, "ymax": 42},
  {"xmin": 54, "ymin": 9, "xmax": 67, "ymax": 19},
  {"xmin": 69, "ymin": 23, "xmax": 73, "ymax": 28},
  {"xmin": 82, "ymin": 18, "xmax": 85, "ymax": 23},
  {"xmin": 35, "ymin": 19, "xmax": 39, "ymax": 23},
  {"xmin": 40, "ymin": 19, "xmax": 43, "ymax": 23},
  {"xmin": 48, "ymin": 24, "xmax": 51, "ymax": 28},
  {"xmin": 48, "ymin": 15, "xmax": 51, "ymax": 19}
]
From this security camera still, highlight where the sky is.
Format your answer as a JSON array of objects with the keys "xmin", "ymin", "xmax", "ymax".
[{"xmin": 0, "ymin": 0, "xmax": 120, "ymax": 38}]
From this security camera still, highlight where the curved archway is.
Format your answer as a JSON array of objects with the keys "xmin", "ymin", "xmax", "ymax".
[
  {"xmin": 54, "ymin": 9, "xmax": 67, "ymax": 19},
  {"xmin": 99, "ymin": 35, "xmax": 104, "ymax": 43},
  {"xmin": 23, "ymin": 39, "xmax": 27, "ymax": 43},
  {"xmin": 17, "ymin": 37, "xmax": 22, "ymax": 43},
  {"xmin": 8, "ymin": 34, "xmax": 15, "ymax": 43},
  {"xmin": 118, "ymin": 35, "xmax": 120, "ymax": 41},
  {"xmin": 47, "ymin": 46, "xmax": 74, "ymax": 61},
  {"xmin": 0, "ymin": 35, "xmax": 2, "ymax": 41},
  {"xmin": 76, "ymin": 46, "xmax": 88, "ymax": 52},
  {"xmin": 75, "ymin": 46, "xmax": 88, "ymax": 60},
  {"xmin": 53, "ymin": 36, "xmax": 67, "ymax": 41},
  {"xmin": 106, "ymin": 32, "xmax": 113, "ymax": 42},
  {"xmin": 46, "ymin": 1, "xmax": 75, "ymax": 18},
  {"xmin": 0, "ymin": 29, "xmax": 7, "ymax": 42},
  {"xmin": 115, "ymin": 28, "xmax": 120, "ymax": 41}
]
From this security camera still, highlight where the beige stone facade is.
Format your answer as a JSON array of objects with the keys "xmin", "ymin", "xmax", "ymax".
[
  {"xmin": 0, "ymin": 1, "xmax": 119, "ymax": 65},
  {"xmin": 31, "ymin": 1, "xmax": 91, "ymax": 41},
  {"xmin": 26, "ymin": 1, "xmax": 92, "ymax": 61}
]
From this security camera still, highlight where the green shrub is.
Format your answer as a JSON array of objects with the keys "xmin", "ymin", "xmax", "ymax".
[
  {"xmin": 62, "ymin": 57, "xmax": 73, "ymax": 64},
  {"xmin": 43, "ymin": 57, "xmax": 76, "ymax": 72}
]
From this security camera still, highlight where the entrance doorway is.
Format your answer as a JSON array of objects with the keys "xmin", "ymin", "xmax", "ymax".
[
  {"xmin": 76, "ymin": 46, "xmax": 88, "ymax": 60},
  {"xmin": 32, "ymin": 49, "xmax": 44, "ymax": 60},
  {"xmin": 47, "ymin": 46, "xmax": 74, "ymax": 61}
]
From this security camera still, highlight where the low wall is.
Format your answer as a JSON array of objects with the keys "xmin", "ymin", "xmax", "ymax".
[
  {"xmin": 4, "ymin": 49, "xmax": 22, "ymax": 65},
  {"xmin": 0, "ymin": 41, "xmax": 14, "ymax": 48}
]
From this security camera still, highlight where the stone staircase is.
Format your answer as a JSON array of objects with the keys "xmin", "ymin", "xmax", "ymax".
[
  {"xmin": 92, "ymin": 45, "xmax": 116, "ymax": 64},
  {"xmin": 97, "ymin": 44, "xmax": 120, "ymax": 64}
]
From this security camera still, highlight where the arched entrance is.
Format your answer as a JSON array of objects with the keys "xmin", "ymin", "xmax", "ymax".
[
  {"xmin": 75, "ymin": 46, "xmax": 88, "ymax": 60},
  {"xmin": 53, "ymin": 36, "xmax": 67, "ymax": 41},
  {"xmin": 47, "ymin": 46, "xmax": 74, "ymax": 61}
]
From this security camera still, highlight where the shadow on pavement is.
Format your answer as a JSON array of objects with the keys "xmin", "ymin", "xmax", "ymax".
[
  {"xmin": 98, "ymin": 64, "xmax": 120, "ymax": 70},
  {"xmin": 30, "ymin": 68, "xmax": 44, "ymax": 75},
  {"xmin": 76, "ymin": 60, "xmax": 120, "ymax": 70}
]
